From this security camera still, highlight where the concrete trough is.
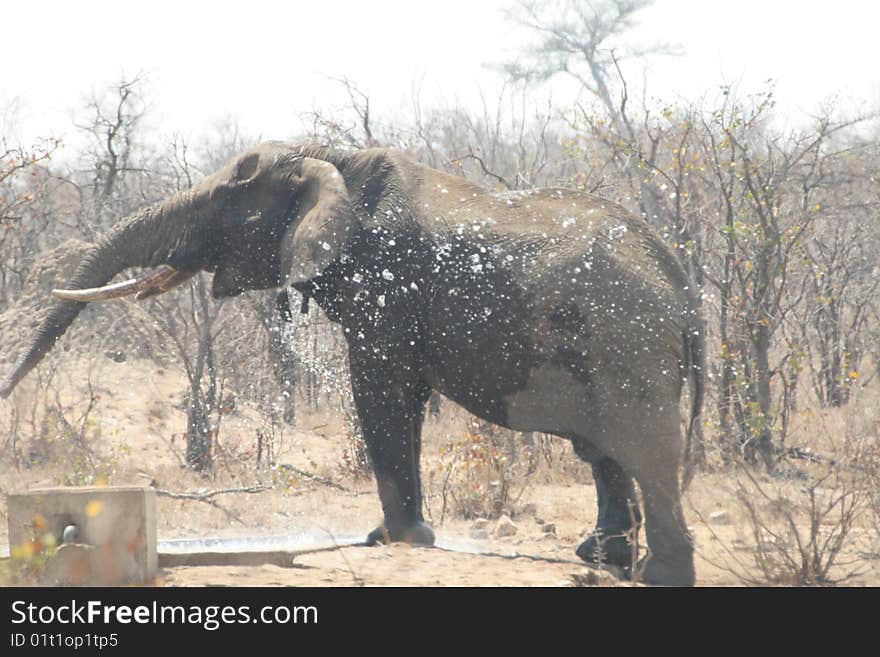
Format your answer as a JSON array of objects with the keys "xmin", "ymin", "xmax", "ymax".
[
  {"xmin": 7, "ymin": 486, "xmax": 157, "ymax": 585},
  {"xmin": 7, "ymin": 488, "xmax": 493, "ymax": 585}
]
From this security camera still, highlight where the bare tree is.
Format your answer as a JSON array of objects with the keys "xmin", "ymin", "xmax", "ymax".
[
  {"xmin": 502, "ymin": 0, "xmax": 678, "ymax": 133},
  {"xmin": 73, "ymin": 75, "xmax": 155, "ymax": 234},
  {"xmin": 301, "ymin": 77, "xmax": 380, "ymax": 150},
  {"xmin": 692, "ymin": 87, "xmax": 879, "ymax": 465},
  {"xmin": 0, "ymin": 134, "xmax": 61, "ymax": 308},
  {"xmin": 795, "ymin": 140, "xmax": 880, "ymax": 407}
]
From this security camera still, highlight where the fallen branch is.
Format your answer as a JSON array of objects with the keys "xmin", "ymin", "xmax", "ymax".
[
  {"xmin": 783, "ymin": 446, "xmax": 839, "ymax": 467},
  {"xmin": 156, "ymin": 485, "xmax": 270, "ymax": 501},
  {"xmin": 155, "ymin": 485, "xmax": 270, "ymax": 525},
  {"xmin": 779, "ymin": 446, "xmax": 870, "ymax": 472},
  {"xmin": 276, "ymin": 466, "xmax": 355, "ymax": 493}
]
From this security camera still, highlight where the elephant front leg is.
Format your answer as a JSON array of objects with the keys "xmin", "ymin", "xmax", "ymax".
[{"xmin": 349, "ymin": 363, "xmax": 434, "ymax": 547}]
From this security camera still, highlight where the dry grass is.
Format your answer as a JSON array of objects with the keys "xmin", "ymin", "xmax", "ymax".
[
  {"xmin": 1, "ymin": 355, "xmax": 879, "ymax": 586},
  {"xmin": 688, "ymin": 387, "xmax": 880, "ymax": 586}
]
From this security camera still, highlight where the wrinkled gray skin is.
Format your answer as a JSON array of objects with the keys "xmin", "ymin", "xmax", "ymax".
[{"xmin": 1, "ymin": 142, "xmax": 704, "ymax": 585}]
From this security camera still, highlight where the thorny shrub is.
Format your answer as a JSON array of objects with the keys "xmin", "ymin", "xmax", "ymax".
[
  {"xmin": 3, "ymin": 372, "xmax": 127, "ymax": 486},
  {"xmin": 340, "ymin": 429, "xmax": 371, "ymax": 480},
  {"xmin": 724, "ymin": 464, "xmax": 872, "ymax": 586},
  {"xmin": 866, "ymin": 444, "xmax": 880, "ymax": 558},
  {"xmin": 426, "ymin": 418, "xmax": 538, "ymax": 523},
  {"xmin": 337, "ymin": 391, "xmax": 371, "ymax": 480},
  {"xmin": 2, "ymin": 518, "xmax": 57, "ymax": 585}
]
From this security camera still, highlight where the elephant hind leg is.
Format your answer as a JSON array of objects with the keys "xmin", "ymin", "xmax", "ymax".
[
  {"xmin": 634, "ymin": 468, "xmax": 694, "ymax": 586},
  {"xmin": 571, "ymin": 441, "xmax": 641, "ymax": 570},
  {"xmin": 617, "ymin": 416, "xmax": 694, "ymax": 586},
  {"xmin": 571, "ymin": 410, "xmax": 695, "ymax": 586}
]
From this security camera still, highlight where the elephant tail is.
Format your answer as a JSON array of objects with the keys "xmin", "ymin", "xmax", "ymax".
[{"xmin": 681, "ymin": 293, "xmax": 705, "ymax": 492}]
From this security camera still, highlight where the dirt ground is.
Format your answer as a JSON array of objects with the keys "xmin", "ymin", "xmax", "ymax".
[{"xmin": 1, "ymin": 356, "xmax": 878, "ymax": 587}]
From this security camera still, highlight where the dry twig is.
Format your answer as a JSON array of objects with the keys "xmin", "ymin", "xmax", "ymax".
[{"xmin": 155, "ymin": 485, "xmax": 270, "ymax": 525}]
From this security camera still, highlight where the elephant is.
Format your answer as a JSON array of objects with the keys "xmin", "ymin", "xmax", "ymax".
[{"xmin": 0, "ymin": 141, "xmax": 704, "ymax": 585}]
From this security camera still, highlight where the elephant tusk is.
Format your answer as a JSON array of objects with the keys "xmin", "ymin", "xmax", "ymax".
[
  {"xmin": 134, "ymin": 268, "xmax": 197, "ymax": 300},
  {"xmin": 52, "ymin": 265, "xmax": 195, "ymax": 302}
]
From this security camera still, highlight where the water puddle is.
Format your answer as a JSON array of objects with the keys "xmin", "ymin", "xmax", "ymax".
[
  {"xmin": 1, "ymin": 532, "xmax": 527, "ymax": 560},
  {"xmin": 158, "ymin": 531, "xmax": 365, "ymax": 554}
]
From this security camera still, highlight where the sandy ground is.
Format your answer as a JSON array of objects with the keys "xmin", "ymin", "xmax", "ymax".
[
  {"xmin": 1, "ymin": 356, "xmax": 878, "ymax": 587},
  {"xmin": 160, "ymin": 544, "xmax": 608, "ymax": 588}
]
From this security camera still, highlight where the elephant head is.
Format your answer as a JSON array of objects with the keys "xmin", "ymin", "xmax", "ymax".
[{"xmin": 0, "ymin": 142, "xmax": 357, "ymax": 398}]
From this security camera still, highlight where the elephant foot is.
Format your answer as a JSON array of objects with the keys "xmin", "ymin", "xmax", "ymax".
[
  {"xmin": 575, "ymin": 532, "xmax": 635, "ymax": 569},
  {"xmin": 366, "ymin": 521, "xmax": 435, "ymax": 547},
  {"xmin": 637, "ymin": 554, "xmax": 695, "ymax": 587}
]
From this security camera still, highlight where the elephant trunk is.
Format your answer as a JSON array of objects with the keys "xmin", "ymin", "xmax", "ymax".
[{"xmin": 0, "ymin": 191, "xmax": 209, "ymax": 398}]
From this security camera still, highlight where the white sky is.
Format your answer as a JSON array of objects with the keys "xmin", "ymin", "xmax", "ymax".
[{"xmin": 3, "ymin": 0, "xmax": 879, "ymax": 150}]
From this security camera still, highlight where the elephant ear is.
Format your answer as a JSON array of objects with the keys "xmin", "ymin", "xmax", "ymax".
[{"xmin": 280, "ymin": 158, "xmax": 358, "ymax": 286}]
